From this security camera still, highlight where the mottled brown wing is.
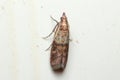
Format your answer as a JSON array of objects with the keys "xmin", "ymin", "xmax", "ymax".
[{"xmin": 50, "ymin": 41, "xmax": 69, "ymax": 71}]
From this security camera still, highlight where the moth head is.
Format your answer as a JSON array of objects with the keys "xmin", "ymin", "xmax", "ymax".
[{"xmin": 61, "ymin": 12, "xmax": 67, "ymax": 22}]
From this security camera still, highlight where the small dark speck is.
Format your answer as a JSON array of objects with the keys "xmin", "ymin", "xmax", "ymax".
[
  {"xmin": 75, "ymin": 40, "xmax": 79, "ymax": 44},
  {"xmin": 106, "ymin": 23, "xmax": 116, "ymax": 31},
  {"xmin": 1, "ymin": 6, "xmax": 4, "ymax": 10},
  {"xmin": 81, "ymin": 32, "xmax": 85, "ymax": 36},
  {"xmin": 41, "ymin": 6, "xmax": 43, "ymax": 8},
  {"xmin": 112, "ymin": 24, "xmax": 116, "ymax": 27},
  {"xmin": 23, "ymin": 1, "xmax": 26, "ymax": 5},
  {"xmin": 36, "ymin": 45, "xmax": 39, "ymax": 47}
]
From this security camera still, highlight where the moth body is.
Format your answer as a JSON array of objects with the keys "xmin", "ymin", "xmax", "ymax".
[{"xmin": 50, "ymin": 13, "xmax": 69, "ymax": 71}]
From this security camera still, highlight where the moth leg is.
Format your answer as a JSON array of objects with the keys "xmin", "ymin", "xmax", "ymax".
[
  {"xmin": 50, "ymin": 16, "xmax": 59, "ymax": 23},
  {"xmin": 45, "ymin": 43, "xmax": 52, "ymax": 51},
  {"xmin": 44, "ymin": 25, "xmax": 59, "ymax": 51},
  {"xmin": 43, "ymin": 23, "xmax": 58, "ymax": 39}
]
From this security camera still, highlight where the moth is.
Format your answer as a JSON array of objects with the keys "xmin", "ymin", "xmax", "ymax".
[{"xmin": 44, "ymin": 12, "xmax": 69, "ymax": 71}]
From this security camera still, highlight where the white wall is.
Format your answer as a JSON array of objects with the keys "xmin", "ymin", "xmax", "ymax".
[{"xmin": 0, "ymin": 0, "xmax": 120, "ymax": 80}]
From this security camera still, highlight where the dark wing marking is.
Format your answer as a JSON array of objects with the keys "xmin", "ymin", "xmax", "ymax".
[{"xmin": 50, "ymin": 41, "xmax": 69, "ymax": 71}]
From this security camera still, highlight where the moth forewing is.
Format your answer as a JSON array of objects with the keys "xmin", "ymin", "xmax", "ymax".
[
  {"xmin": 50, "ymin": 12, "xmax": 69, "ymax": 71},
  {"xmin": 43, "ymin": 12, "xmax": 69, "ymax": 72}
]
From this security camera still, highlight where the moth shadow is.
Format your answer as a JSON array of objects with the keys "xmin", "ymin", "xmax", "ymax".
[{"xmin": 53, "ymin": 69, "xmax": 64, "ymax": 73}]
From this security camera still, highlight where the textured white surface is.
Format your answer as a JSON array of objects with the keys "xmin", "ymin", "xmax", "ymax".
[{"xmin": 0, "ymin": 0, "xmax": 120, "ymax": 80}]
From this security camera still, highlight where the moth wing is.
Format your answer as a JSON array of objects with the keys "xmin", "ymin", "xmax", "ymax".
[{"xmin": 50, "ymin": 41, "xmax": 69, "ymax": 70}]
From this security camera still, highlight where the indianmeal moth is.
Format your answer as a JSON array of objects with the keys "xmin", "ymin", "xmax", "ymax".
[{"xmin": 44, "ymin": 12, "xmax": 69, "ymax": 71}]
